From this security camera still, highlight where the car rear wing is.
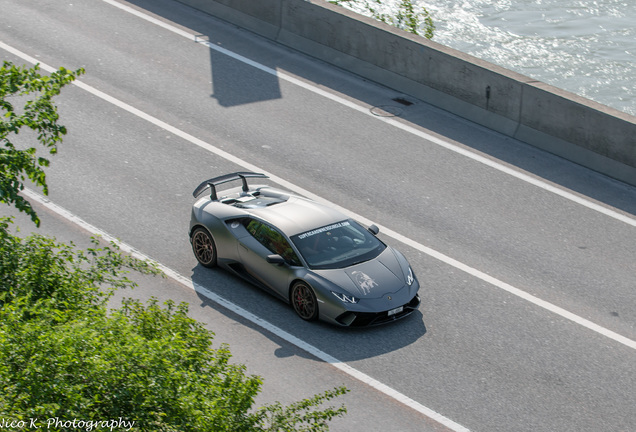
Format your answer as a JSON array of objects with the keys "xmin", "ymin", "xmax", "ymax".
[{"xmin": 192, "ymin": 172, "xmax": 269, "ymax": 200}]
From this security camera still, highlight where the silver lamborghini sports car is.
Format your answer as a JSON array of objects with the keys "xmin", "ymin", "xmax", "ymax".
[{"xmin": 189, "ymin": 172, "xmax": 420, "ymax": 326}]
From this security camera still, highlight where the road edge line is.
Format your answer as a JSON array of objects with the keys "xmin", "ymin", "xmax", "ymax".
[{"xmin": 22, "ymin": 188, "xmax": 470, "ymax": 432}]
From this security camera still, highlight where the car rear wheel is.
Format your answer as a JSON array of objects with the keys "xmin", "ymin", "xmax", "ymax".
[
  {"xmin": 291, "ymin": 281, "xmax": 318, "ymax": 321},
  {"xmin": 191, "ymin": 227, "xmax": 217, "ymax": 268}
]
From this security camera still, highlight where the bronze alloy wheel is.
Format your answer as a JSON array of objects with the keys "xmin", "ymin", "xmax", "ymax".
[
  {"xmin": 191, "ymin": 227, "xmax": 217, "ymax": 268},
  {"xmin": 291, "ymin": 281, "xmax": 318, "ymax": 321}
]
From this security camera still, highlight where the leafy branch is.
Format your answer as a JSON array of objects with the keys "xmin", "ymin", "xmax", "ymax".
[
  {"xmin": 330, "ymin": 0, "xmax": 435, "ymax": 39},
  {"xmin": 0, "ymin": 61, "xmax": 84, "ymax": 226}
]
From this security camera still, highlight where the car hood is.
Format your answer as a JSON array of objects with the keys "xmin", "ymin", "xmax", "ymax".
[{"xmin": 313, "ymin": 248, "xmax": 406, "ymax": 299}]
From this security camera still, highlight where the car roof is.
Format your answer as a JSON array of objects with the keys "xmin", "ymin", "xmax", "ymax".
[{"xmin": 248, "ymin": 195, "xmax": 348, "ymax": 237}]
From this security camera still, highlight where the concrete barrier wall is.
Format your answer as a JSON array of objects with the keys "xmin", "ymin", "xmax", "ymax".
[{"xmin": 177, "ymin": 0, "xmax": 636, "ymax": 185}]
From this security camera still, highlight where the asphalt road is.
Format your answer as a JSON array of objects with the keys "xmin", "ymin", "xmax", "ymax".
[{"xmin": 1, "ymin": 0, "xmax": 635, "ymax": 431}]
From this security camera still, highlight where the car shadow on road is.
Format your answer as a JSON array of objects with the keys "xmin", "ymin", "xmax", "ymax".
[{"xmin": 191, "ymin": 265, "xmax": 428, "ymax": 363}]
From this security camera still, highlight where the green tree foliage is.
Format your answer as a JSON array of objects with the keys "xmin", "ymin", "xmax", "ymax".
[
  {"xmin": 330, "ymin": 0, "xmax": 435, "ymax": 39},
  {"xmin": 1, "ymin": 61, "xmax": 347, "ymax": 431},
  {"xmin": 0, "ymin": 222, "xmax": 348, "ymax": 431},
  {"xmin": 0, "ymin": 61, "xmax": 84, "ymax": 226}
]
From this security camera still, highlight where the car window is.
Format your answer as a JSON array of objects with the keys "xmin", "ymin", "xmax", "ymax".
[
  {"xmin": 245, "ymin": 219, "xmax": 302, "ymax": 266},
  {"xmin": 290, "ymin": 219, "xmax": 386, "ymax": 269}
]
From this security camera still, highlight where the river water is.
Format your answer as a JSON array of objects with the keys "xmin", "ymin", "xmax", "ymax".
[
  {"xmin": 345, "ymin": 0, "xmax": 636, "ymax": 116},
  {"xmin": 420, "ymin": 0, "xmax": 636, "ymax": 116}
]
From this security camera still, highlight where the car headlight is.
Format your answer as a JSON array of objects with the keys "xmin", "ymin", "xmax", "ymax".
[
  {"xmin": 406, "ymin": 267, "xmax": 414, "ymax": 286},
  {"xmin": 331, "ymin": 291, "xmax": 359, "ymax": 304}
]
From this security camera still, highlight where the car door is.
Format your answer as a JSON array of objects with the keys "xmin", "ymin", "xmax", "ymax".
[{"xmin": 238, "ymin": 219, "xmax": 302, "ymax": 297}]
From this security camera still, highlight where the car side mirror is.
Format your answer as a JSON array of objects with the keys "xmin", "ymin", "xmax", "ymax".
[
  {"xmin": 266, "ymin": 254, "xmax": 286, "ymax": 265},
  {"xmin": 368, "ymin": 224, "xmax": 380, "ymax": 235}
]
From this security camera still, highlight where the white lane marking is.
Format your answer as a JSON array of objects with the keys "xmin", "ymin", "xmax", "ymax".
[
  {"xmin": 102, "ymin": 0, "xmax": 636, "ymax": 229},
  {"xmin": 21, "ymin": 189, "xmax": 469, "ymax": 432},
  {"xmin": 2, "ymin": 40, "xmax": 635, "ymax": 352}
]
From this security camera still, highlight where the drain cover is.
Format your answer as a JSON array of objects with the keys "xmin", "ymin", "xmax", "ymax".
[{"xmin": 393, "ymin": 97, "xmax": 414, "ymax": 106}]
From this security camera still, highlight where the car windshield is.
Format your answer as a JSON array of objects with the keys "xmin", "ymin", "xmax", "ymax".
[{"xmin": 290, "ymin": 220, "xmax": 386, "ymax": 269}]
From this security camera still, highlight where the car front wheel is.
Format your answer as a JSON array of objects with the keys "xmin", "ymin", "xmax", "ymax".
[
  {"xmin": 191, "ymin": 227, "xmax": 217, "ymax": 268},
  {"xmin": 291, "ymin": 281, "xmax": 318, "ymax": 321}
]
